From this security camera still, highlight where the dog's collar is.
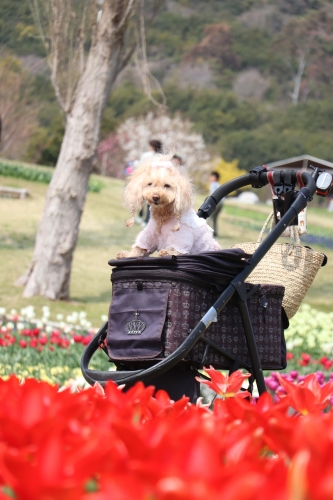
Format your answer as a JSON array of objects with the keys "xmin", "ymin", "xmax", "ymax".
[{"xmin": 151, "ymin": 160, "xmax": 173, "ymax": 169}]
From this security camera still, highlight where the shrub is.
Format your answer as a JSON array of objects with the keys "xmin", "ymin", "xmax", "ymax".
[{"xmin": 0, "ymin": 161, "xmax": 103, "ymax": 192}]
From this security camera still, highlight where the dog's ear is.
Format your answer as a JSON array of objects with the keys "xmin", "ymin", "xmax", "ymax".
[
  {"xmin": 174, "ymin": 172, "xmax": 194, "ymax": 214},
  {"xmin": 124, "ymin": 173, "xmax": 145, "ymax": 213}
]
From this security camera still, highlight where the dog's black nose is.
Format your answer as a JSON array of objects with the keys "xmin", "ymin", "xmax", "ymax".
[{"xmin": 152, "ymin": 195, "xmax": 160, "ymax": 203}]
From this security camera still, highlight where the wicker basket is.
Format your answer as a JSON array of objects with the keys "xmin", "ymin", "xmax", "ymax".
[{"xmin": 234, "ymin": 212, "xmax": 327, "ymax": 319}]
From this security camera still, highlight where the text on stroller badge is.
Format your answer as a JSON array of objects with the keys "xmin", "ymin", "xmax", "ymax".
[{"xmin": 126, "ymin": 311, "xmax": 146, "ymax": 335}]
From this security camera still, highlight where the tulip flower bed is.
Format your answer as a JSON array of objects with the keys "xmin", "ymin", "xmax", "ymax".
[
  {"xmin": 265, "ymin": 370, "xmax": 333, "ymax": 400},
  {"xmin": 1, "ymin": 302, "xmax": 333, "ymax": 389},
  {"xmin": 0, "ymin": 306, "xmax": 109, "ymax": 385},
  {"xmin": 1, "ymin": 369, "xmax": 333, "ymax": 500}
]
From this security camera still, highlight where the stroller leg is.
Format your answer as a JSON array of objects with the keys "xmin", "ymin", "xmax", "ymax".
[
  {"xmin": 141, "ymin": 364, "xmax": 200, "ymax": 403},
  {"xmin": 236, "ymin": 294, "xmax": 266, "ymax": 395}
]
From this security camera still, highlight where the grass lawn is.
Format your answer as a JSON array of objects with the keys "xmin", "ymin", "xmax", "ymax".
[{"xmin": 0, "ymin": 170, "xmax": 332, "ymax": 327}]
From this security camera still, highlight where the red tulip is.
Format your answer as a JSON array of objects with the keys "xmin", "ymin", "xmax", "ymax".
[
  {"xmin": 196, "ymin": 367, "xmax": 251, "ymax": 398},
  {"xmin": 81, "ymin": 336, "xmax": 92, "ymax": 346},
  {"xmin": 277, "ymin": 373, "xmax": 333, "ymax": 414},
  {"xmin": 299, "ymin": 353, "xmax": 311, "ymax": 367}
]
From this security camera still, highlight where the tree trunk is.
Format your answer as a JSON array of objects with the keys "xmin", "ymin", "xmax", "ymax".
[
  {"xmin": 18, "ymin": 3, "xmax": 128, "ymax": 299},
  {"xmin": 291, "ymin": 50, "xmax": 307, "ymax": 106}
]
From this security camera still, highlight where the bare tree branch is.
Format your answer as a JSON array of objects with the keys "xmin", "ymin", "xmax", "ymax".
[
  {"xmin": 28, "ymin": 0, "xmax": 99, "ymax": 115},
  {"xmin": 134, "ymin": 0, "xmax": 167, "ymax": 109},
  {"xmin": 289, "ymin": 49, "xmax": 308, "ymax": 105},
  {"xmin": 0, "ymin": 55, "xmax": 39, "ymax": 158},
  {"xmin": 116, "ymin": 0, "xmax": 137, "ymax": 32},
  {"xmin": 145, "ymin": 0, "xmax": 165, "ymax": 30},
  {"xmin": 118, "ymin": 43, "xmax": 137, "ymax": 73},
  {"xmin": 28, "ymin": 0, "xmax": 49, "ymax": 52}
]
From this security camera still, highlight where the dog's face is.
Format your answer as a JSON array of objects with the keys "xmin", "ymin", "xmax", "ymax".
[
  {"xmin": 141, "ymin": 168, "xmax": 177, "ymax": 208},
  {"xmin": 124, "ymin": 156, "xmax": 194, "ymax": 216}
]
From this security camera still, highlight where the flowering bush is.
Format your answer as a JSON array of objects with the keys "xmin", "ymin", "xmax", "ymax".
[
  {"xmin": 0, "ymin": 306, "xmax": 109, "ymax": 385},
  {"xmin": 0, "ymin": 370, "xmax": 333, "ymax": 499},
  {"xmin": 285, "ymin": 304, "xmax": 333, "ymax": 358},
  {"xmin": 0, "ymin": 161, "xmax": 103, "ymax": 192},
  {"xmin": 117, "ymin": 112, "xmax": 210, "ymax": 191}
]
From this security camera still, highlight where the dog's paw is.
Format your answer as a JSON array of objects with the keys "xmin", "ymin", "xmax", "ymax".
[
  {"xmin": 158, "ymin": 248, "xmax": 182, "ymax": 257},
  {"xmin": 115, "ymin": 251, "xmax": 130, "ymax": 260}
]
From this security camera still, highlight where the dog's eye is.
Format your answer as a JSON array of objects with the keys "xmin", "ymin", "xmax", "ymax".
[
  {"xmin": 147, "ymin": 183, "xmax": 152, "ymax": 186},
  {"xmin": 164, "ymin": 184, "xmax": 171, "ymax": 188}
]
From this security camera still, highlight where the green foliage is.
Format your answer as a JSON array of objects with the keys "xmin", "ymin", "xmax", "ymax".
[
  {"xmin": 219, "ymin": 99, "xmax": 333, "ymax": 170},
  {"xmin": 217, "ymin": 0, "xmax": 262, "ymax": 15},
  {"xmin": 0, "ymin": 162, "xmax": 52, "ymax": 184},
  {"xmin": 274, "ymin": 100, "xmax": 333, "ymax": 133},
  {"xmin": 106, "ymin": 83, "xmax": 146, "ymax": 118},
  {"xmin": 4, "ymin": 0, "xmax": 333, "ymax": 177},
  {"xmin": 88, "ymin": 179, "xmax": 104, "ymax": 193},
  {"xmin": 231, "ymin": 26, "xmax": 271, "ymax": 70},
  {"xmin": 30, "ymin": 75, "xmax": 57, "ymax": 107},
  {"xmin": 104, "ymin": 80, "xmax": 333, "ymax": 173},
  {"xmin": 279, "ymin": 0, "xmax": 324, "ymax": 15},
  {"xmin": 161, "ymin": 85, "xmax": 244, "ymax": 142},
  {"xmin": 220, "ymin": 124, "xmax": 333, "ymax": 171},
  {"xmin": 146, "ymin": 12, "xmax": 207, "ymax": 59},
  {"xmin": 0, "ymin": 162, "xmax": 104, "ymax": 192},
  {"xmin": 0, "ymin": 0, "xmax": 44, "ymax": 56},
  {"xmin": 25, "ymin": 115, "xmax": 65, "ymax": 166}
]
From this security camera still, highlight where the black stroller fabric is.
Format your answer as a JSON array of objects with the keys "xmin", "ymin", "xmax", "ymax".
[{"xmin": 108, "ymin": 249, "xmax": 251, "ymax": 283}]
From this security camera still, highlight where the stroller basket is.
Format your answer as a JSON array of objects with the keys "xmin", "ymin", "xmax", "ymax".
[{"xmin": 107, "ymin": 254, "xmax": 287, "ymax": 371}]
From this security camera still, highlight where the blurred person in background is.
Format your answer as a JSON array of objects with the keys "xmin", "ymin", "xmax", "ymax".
[
  {"xmin": 172, "ymin": 154, "xmax": 183, "ymax": 167},
  {"xmin": 136, "ymin": 139, "xmax": 163, "ymax": 226},
  {"xmin": 140, "ymin": 139, "xmax": 163, "ymax": 161},
  {"xmin": 124, "ymin": 157, "xmax": 137, "ymax": 177},
  {"xmin": 327, "ymin": 192, "xmax": 333, "ymax": 212}
]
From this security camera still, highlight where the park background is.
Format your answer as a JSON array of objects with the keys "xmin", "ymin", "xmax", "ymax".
[
  {"xmin": 2, "ymin": 3, "xmax": 333, "ymax": 498},
  {"xmin": 3, "ymin": 0, "xmax": 333, "ymax": 171},
  {"xmin": 1, "ymin": 0, "xmax": 333, "ymax": 385},
  {"xmin": 0, "ymin": 0, "xmax": 333, "ymax": 378}
]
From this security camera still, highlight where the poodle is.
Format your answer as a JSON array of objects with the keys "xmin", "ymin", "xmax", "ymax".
[{"xmin": 116, "ymin": 156, "xmax": 220, "ymax": 259}]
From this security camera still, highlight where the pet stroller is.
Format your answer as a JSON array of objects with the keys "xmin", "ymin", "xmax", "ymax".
[{"xmin": 81, "ymin": 157, "xmax": 331, "ymax": 400}]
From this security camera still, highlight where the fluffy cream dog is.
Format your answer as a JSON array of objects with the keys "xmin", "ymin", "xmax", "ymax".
[{"xmin": 116, "ymin": 156, "xmax": 220, "ymax": 259}]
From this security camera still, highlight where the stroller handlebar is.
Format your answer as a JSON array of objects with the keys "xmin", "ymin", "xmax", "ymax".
[{"xmin": 197, "ymin": 169, "xmax": 318, "ymax": 220}]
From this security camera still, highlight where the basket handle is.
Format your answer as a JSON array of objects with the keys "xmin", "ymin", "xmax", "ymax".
[
  {"xmin": 256, "ymin": 211, "xmax": 301, "ymax": 251},
  {"xmin": 256, "ymin": 211, "xmax": 275, "ymax": 245}
]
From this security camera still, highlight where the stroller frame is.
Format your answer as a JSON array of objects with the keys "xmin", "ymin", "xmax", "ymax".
[{"xmin": 81, "ymin": 166, "xmax": 324, "ymax": 395}]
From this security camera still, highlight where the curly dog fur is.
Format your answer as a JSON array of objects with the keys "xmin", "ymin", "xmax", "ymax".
[{"xmin": 116, "ymin": 156, "xmax": 220, "ymax": 259}]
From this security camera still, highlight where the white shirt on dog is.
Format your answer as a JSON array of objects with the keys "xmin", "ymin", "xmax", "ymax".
[{"xmin": 133, "ymin": 209, "xmax": 221, "ymax": 255}]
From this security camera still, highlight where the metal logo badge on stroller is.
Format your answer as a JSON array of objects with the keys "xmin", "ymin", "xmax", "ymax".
[{"xmin": 125, "ymin": 311, "xmax": 146, "ymax": 335}]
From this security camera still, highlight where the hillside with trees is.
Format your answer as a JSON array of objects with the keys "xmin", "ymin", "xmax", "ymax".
[{"xmin": 1, "ymin": 0, "xmax": 333, "ymax": 171}]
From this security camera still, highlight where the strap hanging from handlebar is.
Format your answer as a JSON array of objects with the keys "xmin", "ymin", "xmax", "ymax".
[
  {"xmin": 297, "ymin": 170, "xmax": 305, "ymax": 188},
  {"xmin": 267, "ymin": 170, "xmax": 286, "ymax": 195}
]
